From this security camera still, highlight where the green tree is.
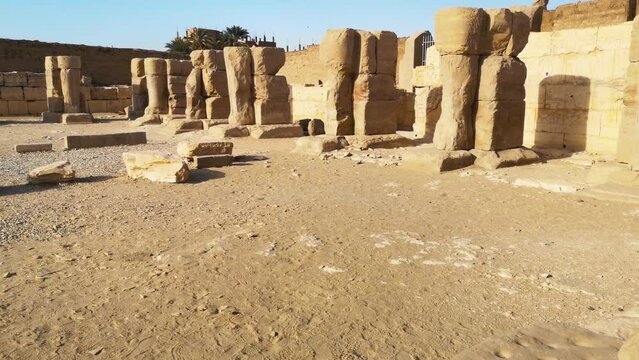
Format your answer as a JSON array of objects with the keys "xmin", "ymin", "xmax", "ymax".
[
  {"xmin": 165, "ymin": 36, "xmax": 191, "ymax": 55},
  {"xmin": 187, "ymin": 28, "xmax": 214, "ymax": 50},
  {"xmin": 224, "ymin": 25, "xmax": 250, "ymax": 45}
]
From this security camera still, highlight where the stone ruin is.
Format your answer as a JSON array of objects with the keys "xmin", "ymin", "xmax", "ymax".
[
  {"xmin": 224, "ymin": 46, "xmax": 291, "ymax": 126},
  {"xmin": 433, "ymin": 7, "xmax": 530, "ymax": 152},
  {"xmin": 43, "ymin": 55, "xmax": 93, "ymax": 124},
  {"xmin": 186, "ymin": 50, "xmax": 229, "ymax": 121},
  {"xmin": 319, "ymin": 29, "xmax": 399, "ymax": 136}
]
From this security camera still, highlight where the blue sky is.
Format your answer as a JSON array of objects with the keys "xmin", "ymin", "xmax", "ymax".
[{"xmin": 1, "ymin": 0, "xmax": 574, "ymax": 51}]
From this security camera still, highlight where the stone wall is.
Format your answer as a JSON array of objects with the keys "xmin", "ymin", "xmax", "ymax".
[
  {"xmin": 0, "ymin": 39, "xmax": 186, "ymax": 86},
  {"xmin": 278, "ymin": 45, "xmax": 324, "ymax": 85},
  {"xmin": 290, "ymin": 84, "xmax": 326, "ymax": 121},
  {"xmin": 520, "ymin": 21, "xmax": 633, "ymax": 154},
  {"xmin": 0, "ymin": 70, "xmax": 131, "ymax": 116},
  {"xmin": 540, "ymin": 0, "xmax": 637, "ymax": 32}
]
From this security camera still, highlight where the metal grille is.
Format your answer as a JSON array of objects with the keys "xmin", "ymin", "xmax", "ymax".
[{"xmin": 422, "ymin": 31, "xmax": 435, "ymax": 66}]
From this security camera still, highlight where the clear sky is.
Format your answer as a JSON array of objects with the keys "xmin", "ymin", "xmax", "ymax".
[{"xmin": 1, "ymin": 0, "xmax": 575, "ymax": 51}]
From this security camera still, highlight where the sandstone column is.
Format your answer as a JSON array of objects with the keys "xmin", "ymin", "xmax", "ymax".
[
  {"xmin": 201, "ymin": 50, "xmax": 230, "ymax": 120},
  {"xmin": 223, "ymin": 47, "xmax": 254, "ymax": 125},
  {"xmin": 58, "ymin": 56, "xmax": 82, "ymax": 113},
  {"xmin": 128, "ymin": 58, "xmax": 147, "ymax": 119},
  {"xmin": 320, "ymin": 29, "xmax": 357, "ymax": 135},
  {"xmin": 186, "ymin": 50, "xmax": 206, "ymax": 120},
  {"xmin": 143, "ymin": 58, "xmax": 169, "ymax": 116},
  {"xmin": 353, "ymin": 30, "xmax": 400, "ymax": 135},
  {"xmin": 251, "ymin": 47, "xmax": 291, "ymax": 124},
  {"xmin": 433, "ymin": 7, "xmax": 486, "ymax": 150},
  {"xmin": 474, "ymin": 9, "xmax": 530, "ymax": 151},
  {"xmin": 44, "ymin": 56, "xmax": 64, "ymax": 114},
  {"xmin": 166, "ymin": 59, "xmax": 192, "ymax": 116}
]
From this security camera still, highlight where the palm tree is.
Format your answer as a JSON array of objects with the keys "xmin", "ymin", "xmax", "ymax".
[
  {"xmin": 165, "ymin": 36, "xmax": 191, "ymax": 54},
  {"xmin": 187, "ymin": 28, "xmax": 214, "ymax": 50},
  {"xmin": 221, "ymin": 26, "xmax": 250, "ymax": 47}
]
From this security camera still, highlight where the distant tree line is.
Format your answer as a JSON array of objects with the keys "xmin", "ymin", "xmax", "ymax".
[{"xmin": 165, "ymin": 26, "xmax": 250, "ymax": 54}]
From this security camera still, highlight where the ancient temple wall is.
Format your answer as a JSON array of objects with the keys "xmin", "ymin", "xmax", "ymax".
[{"xmin": 520, "ymin": 21, "xmax": 633, "ymax": 154}]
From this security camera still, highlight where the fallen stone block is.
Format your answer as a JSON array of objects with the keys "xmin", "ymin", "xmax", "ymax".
[
  {"xmin": 347, "ymin": 134, "xmax": 415, "ymax": 150},
  {"xmin": 193, "ymin": 155, "xmax": 234, "ymax": 168},
  {"xmin": 62, "ymin": 113, "xmax": 93, "ymax": 124},
  {"xmin": 64, "ymin": 132, "xmax": 147, "ymax": 150},
  {"xmin": 177, "ymin": 141, "xmax": 234, "ymax": 158},
  {"xmin": 160, "ymin": 119, "xmax": 204, "ymax": 135},
  {"xmin": 122, "ymin": 152, "xmax": 190, "ymax": 183},
  {"xmin": 15, "ymin": 143, "xmax": 53, "ymax": 153},
  {"xmin": 402, "ymin": 145, "xmax": 475, "ymax": 173},
  {"xmin": 249, "ymin": 124, "xmax": 303, "ymax": 139},
  {"xmin": 27, "ymin": 160, "xmax": 75, "ymax": 184},
  {"xmin": 472, "ymin": 147, "xmax": 540, "ymax": 170},
  {"xmin": 293, "ymin": 136, "xmax": 345, "ymax": 156},
  {"xmin": 209, "ymin": 124, "xmax": 250, "ymax": 139}
]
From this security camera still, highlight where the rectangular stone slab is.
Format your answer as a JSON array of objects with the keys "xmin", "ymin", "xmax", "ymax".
[
  {"xmin": 193, "ymin": 154, "xmax": 234, "ymax": 168},
  {"xmin": 15, "ymin": 143, "xmax": 53, "ymax": 153},
  {"xmin": 65, "ymin": 132, "xmax": 147, "ymax": 149}
]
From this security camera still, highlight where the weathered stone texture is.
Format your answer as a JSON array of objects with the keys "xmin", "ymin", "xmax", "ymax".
[{"xmin": 224, "ymin": 47, "xmax": 255, "ymax": 125}]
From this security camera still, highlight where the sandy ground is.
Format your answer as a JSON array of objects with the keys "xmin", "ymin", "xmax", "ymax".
[{"xmin": 1, "ymin": 117, "xmax": 638, "ymax": 359}]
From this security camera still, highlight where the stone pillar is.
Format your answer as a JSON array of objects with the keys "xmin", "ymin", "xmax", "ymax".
[
  {"xmin": 186, "ymin": 51, "xmax": 206, "ymax": 120},
  {"xmin": 251, "ymin": 47, "xmax": 291, "ymax": 125},
  {"xmin": 353, "ymin": 30, "xmax": 400, "ymax": 135},
  {"xmin": 413, "ymin": 86, "xmax": 442, "ymax": 141},
  {"xmin": 44, "ymin": 56, "xmax": 64, "ymax": 114},
  {"xmin": 58, "ymin": 56, "xmax": 82, "ymax": 113},
  {"xmin": 166, "ymin": 59, "xmax": 191, "ymax": 116},
  {"xmin": 223, "ymin": 47, "xmax": 255, "ymax": 125},
  {"xmin": 143, "ymin": 58, "xmax": 168, "ymax": 116},
  {"xmin": 474, "ymin": 9, "xmax": 530, "ymax": 151},
  {"xmin": 320, "ymin": 28, "xmax": 356, "ymax": 135},
  {"xmin": 432, "ymin": 7, "xmax": 486, "ymax": 150},
  {"xmin": 128, "ymin": 58, "xmax": 147, "ymax": 120},
  {"xmin": 200, "ymin": 50, "xmax": 230, "ymax": 120},
  {"xmin": 618, "ymin": 16, "xmax": 639, "ymax": 170}
]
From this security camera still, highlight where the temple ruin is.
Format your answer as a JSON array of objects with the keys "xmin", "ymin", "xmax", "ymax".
[{"xmin": 1, "ymin": 0, "xmax": 639, "ymax": 358}]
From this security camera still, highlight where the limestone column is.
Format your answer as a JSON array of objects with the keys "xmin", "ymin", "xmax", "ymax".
[
  {"xmin": 186, "ymin": 50, "xmax": 206, "ymax": 120},
  {"xmin": 223, "ymin": 47, "xmax": 254, "ymax": 125},
  {"xmin": 143, "ymin": 58, "xmax": 168, "ymax": 116},
  {"xmin": 432, "ymin": 7, "xmax": 486, "ymax": 150},
  {"xmin": 320, "ymin": 28, "xmax": 357, "ymax": 135},
  {"xmin": 251, "ymin": 47, "xmax": 291, "ymax": 125},
  {"xmin": 57, "ymin": 56, "xmax": 82, "ymax": 113}
]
